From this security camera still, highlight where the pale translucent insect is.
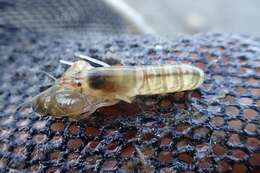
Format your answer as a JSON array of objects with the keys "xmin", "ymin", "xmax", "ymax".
[{"xmin": 19, "ymin": 54, "xmax": 204, "ymax": 119}]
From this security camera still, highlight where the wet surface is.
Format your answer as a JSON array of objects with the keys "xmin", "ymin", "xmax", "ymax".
[{"xmin": 0, "ymin": 29, "xmax": 260, "ymax": 172}]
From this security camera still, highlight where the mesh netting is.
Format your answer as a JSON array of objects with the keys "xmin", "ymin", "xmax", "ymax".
[
  {"xmin": 0, "ymin": 0, "xmax": 130, "ymax": 35},
  {"xmin": 0, "ymin": 29, "xmax": 259, "ymax": 172}
]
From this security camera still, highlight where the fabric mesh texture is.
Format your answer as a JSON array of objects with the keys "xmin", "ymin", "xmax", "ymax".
[
  {"xmin": 0, "ymin": 29, "xmax": 259, "ymax": 172},
  {"xmin": 0, "ymin": 1, "xmax": 259, "ymax": 172},
  {"xmin": 0, "ymin": 0, "xmax": 129, "ymax": 35}
]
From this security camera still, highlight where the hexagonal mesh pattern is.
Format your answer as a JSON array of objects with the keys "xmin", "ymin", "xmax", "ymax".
[{"xmin": 0, "ymin": 30, "xmax": 260, "ymax": 172}]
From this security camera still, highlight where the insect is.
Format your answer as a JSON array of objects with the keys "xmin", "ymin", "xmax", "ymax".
[{"xmin": 18, "ymin": 54, "xmax": 204, "ymax": 119}]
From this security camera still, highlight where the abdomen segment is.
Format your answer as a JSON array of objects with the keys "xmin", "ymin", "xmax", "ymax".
[{"xmin": 137, "ymin": 64, "xmax": 204, "ymax": 95}]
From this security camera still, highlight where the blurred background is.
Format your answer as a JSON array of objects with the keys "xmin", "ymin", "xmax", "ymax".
[
  {"xmin": 1, "ymin": 0, "xmax": 260, "ymax": 38},
  {"xmin": 123, "ymin": 0, "xmax": 260, "ymax": 37}
]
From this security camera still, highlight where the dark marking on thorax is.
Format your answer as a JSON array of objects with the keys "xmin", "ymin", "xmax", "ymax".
[
  {"xmin": 88, "ymin": 73, "xmax": 106, "ymax": 89},
  {"xmin": 87, "ymin": 70, "xmax": 117, "ymax": 92}
]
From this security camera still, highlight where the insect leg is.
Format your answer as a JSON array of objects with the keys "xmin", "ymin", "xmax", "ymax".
[
  {"xmin": 38, "ymin": 70, "xmax": 57, "ymax": 82},
  {"xmin": 74, "ymin": 54, "xmax": 111, "ymax": 67},
  {"xmin": 133, "ymin": 97, "xmax": 151, "ymax": 115},
  {"xmin": 135, "ymin": 145, "xmax": 148, "ymax": 165},
  {"xmin": 59, "ymin": 60, "xmax": 74, "ymax": 66}
]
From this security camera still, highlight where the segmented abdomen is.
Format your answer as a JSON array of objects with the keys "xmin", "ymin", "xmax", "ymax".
[{"xmin": 137, "ymin": 64, "xmax": 204, "ymax": 95}]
